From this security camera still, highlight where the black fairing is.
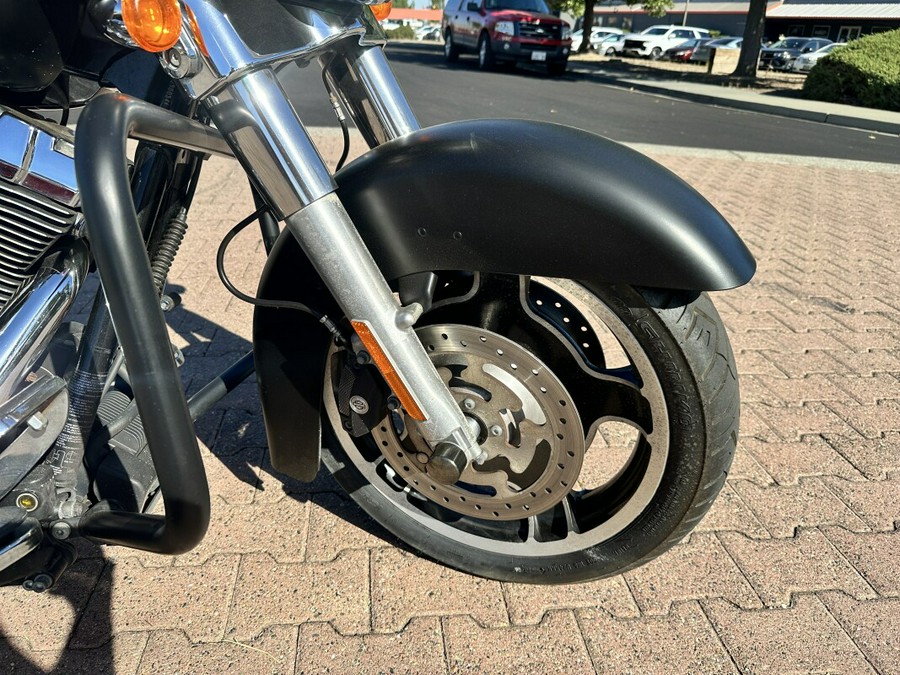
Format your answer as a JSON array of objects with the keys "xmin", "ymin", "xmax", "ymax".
[
  {"xmin": 0, "ymin": 1, "xmax": 83, "ymax": 93},
  {"xmin": 254, "ymin": 119, "xmax": 755, "ymax": 481},
  {"xmin": 0, "ymin": 1, "xmax": 62, "ymax": 91}
]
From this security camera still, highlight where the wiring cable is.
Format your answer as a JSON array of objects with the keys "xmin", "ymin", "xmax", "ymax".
[
  {"xmin": 216, "ymin": 209, "xmax": 347, "ymax": 345},
  {"xmin": 322, "ymin": 66, "xmax": 351, "ymax": 172}
]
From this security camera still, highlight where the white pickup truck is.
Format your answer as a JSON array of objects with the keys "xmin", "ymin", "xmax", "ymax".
[{"xmin": 622, "ymin": 25, "xmax": 710, "ymax": 59}]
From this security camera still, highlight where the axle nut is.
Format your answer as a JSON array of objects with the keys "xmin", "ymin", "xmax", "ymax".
[{"xmin": 428, "ymin": 443, "xmax": 467, "ymax": 485}]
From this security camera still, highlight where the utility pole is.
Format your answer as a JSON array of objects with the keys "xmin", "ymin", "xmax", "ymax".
[{"xmin": 682, "ymin": 0, "xmax": 690, "ymax": 25}]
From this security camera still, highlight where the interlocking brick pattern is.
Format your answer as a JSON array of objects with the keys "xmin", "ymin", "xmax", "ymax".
[{"xmin": 1, "ymin": 130, "xmax": 897, "ymax": 673}]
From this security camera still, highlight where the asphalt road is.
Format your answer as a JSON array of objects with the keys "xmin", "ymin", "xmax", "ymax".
[{"xmin": 282, "ymin": 42, "xmax": 900, "ymax": 165}]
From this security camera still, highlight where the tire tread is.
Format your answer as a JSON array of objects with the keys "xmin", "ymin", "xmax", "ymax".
[{"xmin": 625, "ymin": 289, "xmax": 739, "ymax": 569}]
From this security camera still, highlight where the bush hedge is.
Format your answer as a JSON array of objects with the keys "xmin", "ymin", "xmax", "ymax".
[
  {"xmin": 385, "ymin": 26, "xmax": 416, "ymax": 40},
  {"xmin": 802, "ymin": 29, "xmax": 900, "ymax": 111}
]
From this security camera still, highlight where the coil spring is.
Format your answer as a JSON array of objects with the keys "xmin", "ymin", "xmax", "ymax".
[{"xmin": 150, "ymin": 207, "xmax": 189, "ymax": 294}]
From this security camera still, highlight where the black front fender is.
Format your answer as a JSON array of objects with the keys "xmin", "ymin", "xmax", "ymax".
[
  {"xmin": 254, "ymin": 119, "xmax": 755, "ymax": 480},
  {"xmin": 337, "ymin": 119, "xmax": 754, "ymax": 291}
]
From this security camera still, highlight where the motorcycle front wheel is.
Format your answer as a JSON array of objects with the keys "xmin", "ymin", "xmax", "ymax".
[{"xmin": 321, "ymin": 274, "xmax": 738, "ymax": 584}]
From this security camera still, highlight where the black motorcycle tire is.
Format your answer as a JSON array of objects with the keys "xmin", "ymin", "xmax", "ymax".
[{"xmin": 321, "ymin": 278, "xmax": 738, "ymax": 584}]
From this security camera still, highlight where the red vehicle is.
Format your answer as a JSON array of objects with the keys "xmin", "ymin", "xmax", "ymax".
[
  {"xmin": 442, "ymin": 0, "xmax": 572, "ymax": 75},
  {"xmin": 663, "ymin": 38, "xmax": 710, "ymax": 62}
]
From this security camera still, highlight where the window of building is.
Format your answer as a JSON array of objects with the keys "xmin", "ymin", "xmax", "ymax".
[
  {"xmin": 812, "ymin": 25, "xmax": 830, "ymax": 38},
  {"xmin": 837, "ymin": 25, "xmax": 862, "ymax": 42}
]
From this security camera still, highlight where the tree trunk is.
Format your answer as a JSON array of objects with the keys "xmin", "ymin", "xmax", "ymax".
[
  {"xmin": 579, "ymin": 3, "xmax": 595, "ymax": 53},
  {"xmin": 733, "ymin": 0, "xmax": 767, "ymax": 78}
]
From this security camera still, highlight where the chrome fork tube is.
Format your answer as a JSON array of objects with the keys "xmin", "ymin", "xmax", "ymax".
[
  {"xmin": 322, "ymin": 44, "xmax": 420, "ymax": 147},
  {"xmin": 207, "ymin": 67, "xmax": 336, "ymax": 219},
  {"xmin": 205, "ymin": 48, "xmax": 481, "ymax": 468}
]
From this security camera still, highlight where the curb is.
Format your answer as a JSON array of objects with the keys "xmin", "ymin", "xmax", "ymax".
[{"xmin": 569, "ymin": 64, "xmax": 900, "ymax": 136}]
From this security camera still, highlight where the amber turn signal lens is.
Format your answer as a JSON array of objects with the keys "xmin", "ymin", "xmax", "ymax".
[
  {"xmin": 122, "ymin": 0, "xmax": 183, "ymax": 53},
  {"xmin": 351, "ymin": 320, "xmax": 426, "ymax": 421},
  {"xmin": 184, "ymin": 4, "xmax": 209, "ymax": 57},
  {"xmin": 371, "ymin": 1, "xmax": 393, "ymax": 22}
]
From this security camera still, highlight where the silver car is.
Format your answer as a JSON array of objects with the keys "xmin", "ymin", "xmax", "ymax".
[
  {"xmin": 571, "ymin": 27, "xmax": 624, "ymax": 52},
  {"xmin": 598, "ymin": 33, "xmax": 626, "ymax": 56},
  {"xmin": 792, "ymin": 42, "xmax": 842, "ymax": 73}
]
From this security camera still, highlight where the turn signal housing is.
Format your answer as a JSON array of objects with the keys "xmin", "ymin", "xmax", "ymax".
[
  {"xmin": 351, "ymin": 320, "xmax": 426, "ymax": 421},
  {"xmin": 371, "ymin": 2, "xmax": 393, "ymax": 22},
  {"xmin": 122, "ymin": 0, "xmax": 183, "ymax": 53}
]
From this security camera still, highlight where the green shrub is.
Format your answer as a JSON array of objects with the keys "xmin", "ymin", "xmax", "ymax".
[
  {"xmin": 385, "ymin": 25, "xmax": 416, "ymax": 40},
  {"xmin": 802, "ymin": 29, "xmax": 900, "ymax": 111}
]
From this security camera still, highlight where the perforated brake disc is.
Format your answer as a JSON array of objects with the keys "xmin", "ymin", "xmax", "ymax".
[{"xmin": 371, "ymin": 325, "xmax": 585, "ymax": 521}]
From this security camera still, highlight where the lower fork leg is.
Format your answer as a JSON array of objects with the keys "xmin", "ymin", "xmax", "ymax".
[
  {"xmin": 285, "ymin": 194, "xmax": 483, "ymax": 476},
  {"xmin": 209, "ymin": 64, "xmax": 479, "ymax": 479}
]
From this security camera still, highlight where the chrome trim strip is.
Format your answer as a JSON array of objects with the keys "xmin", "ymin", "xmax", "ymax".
[
  {"xmin": 0, "ymin": 242, "xmax": 89, "ymax": 403},
  {"xmin": 0, "ymin": 517, "xmax": 43, "ymax": 572},
  {"xmin": 174, "ymin": 0, "xmax": 385, "ymax": 99},
  {"xmin": 0, "ymin": 110, "xmax": 79, "ymax": 208}
]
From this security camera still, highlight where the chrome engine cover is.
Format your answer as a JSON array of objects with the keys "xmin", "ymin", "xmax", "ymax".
[{"xmin": 0, "ymin": 107, "xmax": 80, "ymax": 312}]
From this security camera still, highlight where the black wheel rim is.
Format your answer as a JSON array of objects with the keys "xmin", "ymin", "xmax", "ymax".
[{"xmin": 325, "ymin": 275, "xmax": 670, "ymax": 557}]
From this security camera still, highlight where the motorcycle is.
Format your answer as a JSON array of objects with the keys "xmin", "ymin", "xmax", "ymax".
[{"xmin": 0, "ymin": 0, "xmax": 755, "ymax": 590}]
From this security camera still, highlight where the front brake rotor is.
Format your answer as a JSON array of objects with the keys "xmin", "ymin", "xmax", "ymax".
[{"xmin": 372, "ymin": 325, "xmax": 585, "ymax": 521}]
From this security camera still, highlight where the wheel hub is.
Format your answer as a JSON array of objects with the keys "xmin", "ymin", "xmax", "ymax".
[{"xmin": 372, "ymin": 325, "xmax": 585, "ymax": 521}]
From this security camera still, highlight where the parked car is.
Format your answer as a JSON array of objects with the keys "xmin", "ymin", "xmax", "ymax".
[
  {"xmin": 570, "ymin": 27, "xmax": 624, "ymax": 52},
  {"xmin": 689, "ymin": 36, "xmax": 742, "ymax": 64},
  {"xmin": 442, "ymin": 0, "xmax": 572, "ymax": 75},
  {"xmin": 415, "ymin": 24, "xmax": 442, "ymax": 41},
  {"xmin": 621, "ymin": 25, "xmax": 710, "ymax": 60},
  {"xmin": 663, "ymin": 38, "xmax": 710, "ymax": 62},
  {"xmin": 791, "ymin": 41, "xmax": 843, "ymax": 73},
  {"xmin": 759, "ymin": 37, "xmax": 832, "ymax": 71},
  {"xmin": 597, "ymin": 33, "xmax": 626, "ymax": 56}
]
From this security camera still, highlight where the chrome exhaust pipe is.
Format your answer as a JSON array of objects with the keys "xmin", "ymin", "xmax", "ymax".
[{"xmin": 0, "ymin": 242, "xmax": 89, "ymax": 403}]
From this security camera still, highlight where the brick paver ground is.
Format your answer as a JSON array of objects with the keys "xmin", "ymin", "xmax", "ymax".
[{"xmin": 1, "ymin": 129, "xmax": 897, "ymax": 674}]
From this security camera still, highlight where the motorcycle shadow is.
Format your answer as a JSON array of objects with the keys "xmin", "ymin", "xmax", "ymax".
[
  {"xmin": 0, "ymin": 554, "xmax": 115, "ymax": 673},
  {"xmin": 0, "ymin": 277, "xmax": 408, "ymax": 671},
  {"xmin": 165, "ymin": 290, "xmax": 400, "ymax": 545}
]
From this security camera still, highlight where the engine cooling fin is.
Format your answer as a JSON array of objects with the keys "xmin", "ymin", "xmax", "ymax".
[
  {"xmin": 0, "ymin": 107, "xmax": 81, "ymax": 313},
  {"xmin": 0, "ymin": 181, "xmax": 77, "ymax": 310}
]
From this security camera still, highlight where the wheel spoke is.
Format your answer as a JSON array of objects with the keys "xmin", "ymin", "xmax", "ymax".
[
  {"xmin": 526, "ymin": 513, "xmax": 554, "ymax": 543},
  {"xmin": 582, "ymin": 371, "xmax": 654, "ymax": 436},
  {"xmin": 467, "ymin": 273, "xmax": 529, "ymax": 333},
  {"xmin": 526, "ymin": 494, "xmax": 581, "ymax": 542},
  {"xmin": 561, "ymin": 493, "xmax": 581, "ymax": 535}
]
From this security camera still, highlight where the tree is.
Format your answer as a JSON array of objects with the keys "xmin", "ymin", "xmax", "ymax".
[
  {"xmin": 733, "ymin": 0, "xmax": 767, "ymax": 78},
  {"xmin": 630, "ymin": 0, "xmax": 674, "ymax": 18},
  {"xmin": 392, "ymin": 0, "xmax": 412, "ymax": 8},
  {"xmin": 580, "ymin": 2, "xmax": 595, "ymax": 51},
  {"xmin": 562, "ymin": 1, "xmax": 676, "ymax": 54}
]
